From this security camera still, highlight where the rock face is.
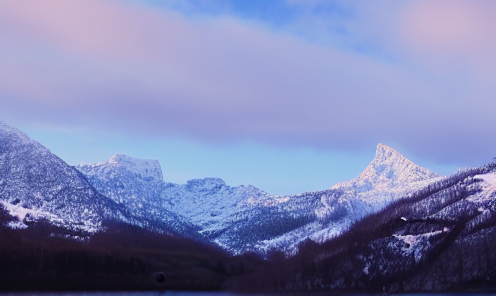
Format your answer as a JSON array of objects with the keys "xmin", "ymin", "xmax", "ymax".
[{"xmin": 77, "ymin": 155, "xmax": 166, "ymax": 211}]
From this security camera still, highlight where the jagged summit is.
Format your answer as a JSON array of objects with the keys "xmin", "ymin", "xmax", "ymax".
[
  {"xmin": 78, "ymin": 154, "xmax": 163, "ymax": 182},
  {"xmin": 374, "ymin": 143, "xmax": 403, "ymax": 162},
  {"xmin": 333, "ymin": 143, "xmax": 438, "ymax": 192}
]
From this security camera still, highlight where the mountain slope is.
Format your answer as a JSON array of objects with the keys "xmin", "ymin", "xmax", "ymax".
[
  {"xmin": 238, "ymin": 161, "xmax": 496, "ymax": 292},
  {"xmin": 76, "ymin": 155, "xmax": 203, "ymax": 238},
  {"xmin": 76, "ymin": 155, "xmax": 271, "ymax": 249},
  {"xmin": 0, "ymin": 121, "xmax": 120, "ymax": 234},
  {"xmin": 0, "ymin": 121, "xmax": 196, "ymax": 237},
  {"xmin": 252, "ymin": 144, "xmax": 440, "ymax": 253}
]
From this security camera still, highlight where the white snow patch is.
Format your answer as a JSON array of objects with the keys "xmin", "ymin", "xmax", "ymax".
[
  {"xmin": 0, "ymin": 201, "xmax": 101, "ymax": 234},
  {"xmin": 392, "ymin": 230, "xmax": 443, "ymax": 263},
  {"xmin": 474, "ymin": 172, "xmax": 496, "ymax": 193},
  {"xmin": 0, "ymin": 201, "xmax": 40, "ymax": 221},
  {"xmin": 6, "ymin": 221, "xmax": 28, "ymax": 229},
  {"xmin": 363, "ymin": 262, "xmax": 371, "ymax": 275}
]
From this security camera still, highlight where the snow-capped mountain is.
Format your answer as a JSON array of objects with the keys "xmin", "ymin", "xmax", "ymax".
[
  {"xmin": 334, "ymin": 143, "xmax": 438, "ymax": 192},
  {"xmin": 76, "ymin": 155, "xmax": 273, "ymax": 250},
  {"xmin": 0, "ymin": 120, "xmax": 447, "ymax": 255},
  {"xmin": 252, "ymin": 144, "xmax": 441, "ymax": 254},
  {"xmin": 272, "ymin": 161, "xmax": 496, "ymax": 292},
  {"xmin": 76, "ymin": 142, "xmax": 441, "ymax": 254},
  {"xmin": 2, "ymin": 120, "xmax": 494, "ymax": 293},
  {"xmin": 0, "ymin": 121, "xmax": 198, "ymax": 238},
  {"xmin": 0, "ymin": 121, "xmax": 119, "ymax": 234},
  {"xmin": 76, "ymin": 155, "xmax": 202, "ymax": 238}
]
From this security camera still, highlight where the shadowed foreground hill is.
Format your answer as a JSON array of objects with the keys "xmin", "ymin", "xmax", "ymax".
[{"xmin": 0, "ymin": 211, "xmax": 262, "ymax": 291}]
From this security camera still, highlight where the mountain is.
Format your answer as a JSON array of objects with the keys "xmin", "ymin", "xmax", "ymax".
[
  {"xmin": 77, "ymin": 155, "xmax": 268, "ymax": 238},
  {"xmin": 0, "ymin": 121, "xmax": 196, "ymax": 238},
  {"xmin": 76, "ymin": 155, "xmax": 273, "ymax": 251},
  {"xmin": 333, "ymin": 143, "xmax": 438, "ymax": 192},
  {"xmin": 235, "ymin": 161, "xmax": 496, "ymax": 293},
  {"xmin": 251, "ymin": 144, "xmax": 440, "ymax": 254},
  {"xmin": 0, "ymin": 119, "xmax": 446, "ymax": 256},
  {"xmin": 2, "ymin": 120, "xmax": 495, "ymax": 293},
  {"xmin": 76, "ymin": 143, "xmax": 440, "ymax": 255},
  {"xmin": 0, "ymin": 121, "xmax": 120, "ymax": 234},
  {"xmin": 76, "ymin": 155, "xmax": 199, "ymax": 236}
]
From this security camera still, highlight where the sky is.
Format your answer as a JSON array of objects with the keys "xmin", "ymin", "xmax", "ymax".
[{"xmin": 1, "ymin": 0, "xmax": 495, "ymax": 194}]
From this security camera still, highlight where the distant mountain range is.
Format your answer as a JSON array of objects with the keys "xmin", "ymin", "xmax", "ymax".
[
  {"xmin": 1, "ymin": 120, "xmax": 495, "ymax": 292},
  {"xmin": 0, "ymin": 120, "xmax": 459, "ymax": 253},
  {"xmin": 74, "ymin": 142, "xmax": 442, "ymax": 254}
]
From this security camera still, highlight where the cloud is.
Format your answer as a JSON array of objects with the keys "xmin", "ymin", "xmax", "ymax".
[
  {"xmin": 400, "ymin": 0, "xmax": 496, "ymax": 70},
  {"xmin": 0, "ymin": 0, "xmax": 495, "ymax": 167}
]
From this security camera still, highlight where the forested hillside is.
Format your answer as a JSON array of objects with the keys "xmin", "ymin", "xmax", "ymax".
[{"xmin": 231, "ymin": 161, "xmax": 496, "ymax": 293}]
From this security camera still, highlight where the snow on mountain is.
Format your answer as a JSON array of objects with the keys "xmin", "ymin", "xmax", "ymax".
[
  {"xmin": 280, "ymin": 161, "xmax": 496, "ymax": 292},
  {"xmin": 81, "ymin": 154, "xmax": 164, "ymax": 182},
  {"xmin": 323, "ymin": 143, "xmax": 441, "ymax": 222},
  {"xmin": 76, "ymin": 154, "xmax": 273, "ymax": 247},
  {"xmin": 76, "ymin": 143, "xmax": 441, "ymax": 255},
  {"xmin": 76, "ymin": 155, "xmax": 201, "ymax": 238},
  {"xmin": 76, "ymin": 154, "xmax": 317, "ymax": 252},
  {"xmin": 77, "ymin": 154, "xmax": 164, "ymax": 206},
  {"xmin": 0, "ymin": 119, "xmax": 444, "ymax": 255},
  {"xmin": 333, "ymin": 143, "xmax": 438, "ymax": 193},
  {"xmin": 252, "ymin": 144, "xmax": 441, "ymax": 254},
  {"xmin": 0, "ymin": 121, "xmax": 126, "ymax": 234},
  {"xmin": 161, "ymin": 178, "xmax": 267, "ymax": 233}
]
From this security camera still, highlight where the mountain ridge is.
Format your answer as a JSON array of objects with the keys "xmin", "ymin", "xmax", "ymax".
[
  {"xmin": 0, "ymin": 120, "xmax": 442, "ymax": 254},
  {"xmin": 1, "ymin": 120, "xmax": 495, "ymax": 293},
  {"xmin": 74, "ymin": 141, "xmax": 440, "ymax": 254}
]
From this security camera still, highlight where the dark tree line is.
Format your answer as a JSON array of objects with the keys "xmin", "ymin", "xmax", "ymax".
[{"xmin": 0, "ymin": 208, "xmax": 264, "ymax": 292}]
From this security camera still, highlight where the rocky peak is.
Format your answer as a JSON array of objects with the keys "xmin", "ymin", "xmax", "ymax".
[
  {"xmin": 78, "ymin": 154, "xmax": 163, "ymax": 182},
  {"xmin": 374, "ymin": 143, "xmax": 403, "ymax": 162},
  {"xmin": 333, "ymin": 144, "xmax": 438, "ymax": 192}
]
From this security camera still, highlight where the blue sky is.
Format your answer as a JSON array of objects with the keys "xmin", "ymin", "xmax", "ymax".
[{"xmin": 1, "ymin": 0, "xmax": 495, "ymax": 194}]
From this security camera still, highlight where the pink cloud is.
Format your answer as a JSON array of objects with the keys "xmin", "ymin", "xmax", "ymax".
[
  {"xmin": 0, "ymin": 0, "xmax": 175, "ymax": 59},
  {"xmin": 400, "ymin": 0, "xmax": 496, "ymax": 75}
]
